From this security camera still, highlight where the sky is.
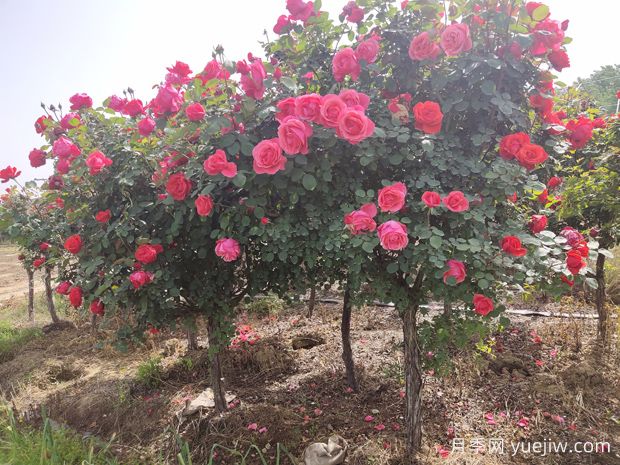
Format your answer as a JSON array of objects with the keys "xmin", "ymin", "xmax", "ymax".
[{"xmin": 1, "ymin": 0, "xmax": 618, "ymax": 182}]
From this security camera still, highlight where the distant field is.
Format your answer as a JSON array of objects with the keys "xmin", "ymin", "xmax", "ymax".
[{"xmin": 0, "ymin": 245, "xmax": 44, "ymax": 303}]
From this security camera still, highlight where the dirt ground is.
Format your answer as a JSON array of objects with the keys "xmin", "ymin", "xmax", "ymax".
[
  {"xmin": 0, "ymin": 245, "xmax": 45, "ymax": 303},
  {"xmin": 0, "ymin": 246, "xmax": 619, "ymax": 464}
]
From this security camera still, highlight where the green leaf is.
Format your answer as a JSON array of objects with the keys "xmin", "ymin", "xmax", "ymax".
[
  {"xmin": 430, "ymin": 236, "xmax": 442, "ymax": 249},
  {"xmin": 302, "ymin": 173, "xmax": 317, "ymax": 191},
  {"xmin": 280, "ymin": 76, "xmax": 297, "ymax": 91},
  {"xmin": 232, "ymin": 172, "xmax": 246, "ymax": 188},
  {"xmin": 387, "ymin": 262, "xmax": 399, "ymax": 274},
  {"xmin": 362, "ymin": 241, "xmax": 376, "ymax": 253},
  {"xmin": 532, "ymin": 4, "xmax": 549, "ymax": 21}
]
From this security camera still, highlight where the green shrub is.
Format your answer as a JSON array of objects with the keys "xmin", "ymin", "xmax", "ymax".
[
  {"xmin": 136, "ymin": 356, "xmax": 163, "ymax": 389},
  {"xmin": 242, "ymin": 294, "xmax": 285, "ymax": 318},
  {"xmin": 0, "ymin": 322, "xmax": 41, "ymax": 363}
]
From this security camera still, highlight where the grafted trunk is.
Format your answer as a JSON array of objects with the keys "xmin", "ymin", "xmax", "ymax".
[
  {"xmin": 26, "ymin": 267, "xmax": 35, "ymax": 323},
  {"xmin": 341, "ymin": 284, "xmax": 358, "ymax": 391},
  {"xmin": 207, "ymin": 316, "xmax": 227, "ymax": 412},
  {"xmin": 186, "ymin": 328, "xmax": 199, "ymax": 350},
  {"xmin": 595, "ymin": 253, "xmax": 608, "ymax": 345},
  {"xmin": 403, "ymin": 302, "xmax": 423, "ymax": 459},
  {"xmin": 44, "ymin": 267, "xmax": 59, "ymax": 324},
  {"xmin": 306, "ymin": 286, "xmax": 316, "ymax": 318}
]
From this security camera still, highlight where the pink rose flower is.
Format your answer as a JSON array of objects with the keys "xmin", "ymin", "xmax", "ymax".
[
  {"xmin": 408, "ymin": 31, "xmax": 441, "ymax": 61},
  {"xmin": 377, "ymin": 220, "xmax": 409, "ymax": 251},
  {"xmin": 137, "ymin": 117, "xmax": 156, "ymax": 136},
  {"xmin": 442, "ymin": 191, "xmax": 469, "ymax": 212},
  {"xmin": 52, "ymin": 136, "xmax": 81, "ymax": 159},
  {"xmin": 319, "ymin": 94, "xmax": 347, "ymax": 128},
  {"xmin": 440, "ymin": 23, "xmax": 473, "ymax": 56},
  {"xmin": 240, "ymin": 61, "xmax": 266, "ymax": 100},
  {"xmin": 339, "ymin": 89, "xmax": 370, "ymax": 110},
  {"xmin": 378, "ymin": 182, "xmax": 407, "ymax": 213},
  {"xmin": 336, "ymin": 108, "xmax": 375, "ymax": 144},
  {"xmin": 443, "ymin": 259, "xmax": 466, "ymax": 284},
  {"xmin": 355, "ymin": 38, "xmax": 379, "ymax": 63},
  {"xmin": 195, "ymin": 195, "xmax": 214, "ymax": 217},
  {"xmin": 252, "ymin": 139, "xmax": 288, "ymax": 174},
  {"xmin": 421, "ymin": 191, "xmax": 441, "ymax": 208},
  {"xmin": 332, "ymin": 47, "xmax": 361, "ymax": 82},
  {"xmin": 129, "ymin": 271, "xmax": 154, "ymax": 289},
  {"xmin": 185, "ymin": 102, "xmax": 206, "ymax": 121},
  {"xmin": 344, "ymin": 203, "xmax": 377, "ymax": 235},
  {"xmin": 85, "ymin": 150, "xmax": 112, "ymax": 175},
  {"xmin": 203, "ymin": 149, "xmax": 238, "ymax": 178},
  {"xmin": 276, "ymin": 97, "xmax": 297, "ymax": 123},
  {"xmin": 123, "ymin": 99, "xmax": 145, "ymax": 117},
  {"xmin": 151, "ymin": 84, "xmax": 184, "ymax": 116},
  {"xmin": 278, "ymin": 116, "xmax": 313, "ymax": 155},
  {"xmin": 215, "ymin": 238, "xmax": 241, "ymax": 262},
  {"xmin": 69, "ymin": 93, "xmax": 93, "ymax": 110},
  {"xmin": 295, "ymin": 94, "xmax": 322, "ymax": 122}
]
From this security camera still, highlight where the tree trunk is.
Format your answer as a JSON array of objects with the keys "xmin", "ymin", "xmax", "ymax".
[
  {"xmin": 403, "ymin": 302, "xmax": 423, "ymax": 459},
  {"xmin": 443, "ymin": 300, "xmax": 452, "ymax": 319},
  {"xmin": 595, "ymin": 253, "xmax": 608, "ymax": 345},
  {"xmin": 186, "ymin": 328, "xmax": 199, "ymax": 350},
  {"xmin": 44, "ymin": 267, "xmax": 59, "ymax": 324},
  {"xmin": 207, "ymin": 316, "xmax": 227, "ymax": 412},
  {"xmin": 90, "ymin": 313, "xmax": 98, "ymax": 333},
  {"xmin": 341, "ymin": 284, "xmax": 358, "ymax": 392},
  {"xmin": 306, "ymin": 286, "xmax": 316, "ymax": 318},
  {"xmin": 26, "ymin": 267, "xmax": 35, "ymax": 323}
]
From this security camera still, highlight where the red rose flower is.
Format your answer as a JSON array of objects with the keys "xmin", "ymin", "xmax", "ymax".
[
  {"xmin": 377, "ymin": 220, "xmax": 409, "ymax": 251},
  {"xmin": 339, "ymin": 89, "xmax": 370, "ymax": 109},
  {"xmin": 85, "ymin": 151, "xmax": 113, "ymax": 175},
  {"xmin": 355, "ymin": 38, "xmax": 379, "ymax": 63},
  {"xmin": 64, "ymin": 234, "xmax": 82, "ymax": 254},
  {"xmin": 278, "ymin": 116, "xmax": 313, "ymax": 155},
  {"xmin": 421, "ymin": 191, "xmax": 441, "ymax": 208},
  {"xmin": 566, "ymin": 249, "xmax": 585, "ymax": 275},
  {"xmin": 137, "ymin": 117, "xmax": 156, "ymax": 136},
  {"xmin": 166, "ymin": 172, "xmax": 192, "ymax": 201},
  {"xmin": 440, "ymin": 23, "xmax": 472, "ymax": 56},
  {"xmin": 443, "ymin": 259, "xmax": 466, "ymax": 284},
  {"xmin": 548, "ymin": 49, "xmax": 570, "ymax": 71},
  {"xmin": 0, "ymin": 166, "xmax": 21, "ymax": 183},
  {"xmin": 408, "ymin": 32, "xmax": 441, "ymax": 61},
  {"xmin": 90, "ymin": 299, "xmax": 105, "ymax": 316},
  {"xmin": 336, "ymin": 108, "xmax": 375, "ymax": 145},
  {"xmin": 95, "ymin": 210, "xmax": 111, "ymax": 223},
  {"xmin": 203, "ymin": 149, "xmax": 237, "ymax": 178},
  {"xmin": 69, "ymin": 93, "xmax": 93, "ymax": 110},
  {"xmin": 195, "ymin": 195, "xmax": 214, "ymax": 217},
  {"xmin": 413, "ymin": 101, "xmax": 443, "ymax": 134},
  {"xmin": 129, "ymin": 271, "xmax": 154, "ymax": 289},
  {"xmin": 295, "ymin": 93, "xmax": 322, "ymax": 122},
  {"xmin": 515, "ymin": 143, "xmax": 548, "ymax": 170},
  {"xmin": 252, "ymin": 139, "xmax": 287, "ymax": 175},
  {"xmin": 276, "ymin": 97, "xmax": 297, "ymax": 123},
  {"xmin": 56, "ymin": 281, "xmax": 72, "ymax": 295},
  {"xmin": 215, "ymin": 238, "xmax": 241, "ymax": 262},
  {"xmin": 33, "ymin": 257, "xmax": 46, "ymax": 268},
  {"xmin": 547, "ymin": 176, "xmax": 562, "ymax": 189},
  {"xmin": 185, "ymin": 102, "xmax": 206, "ymax": 121},
  {"xmin": 135, "ymin": 244, "xmax": 162, "ymax": 264},
  {"xmin": 35, "ymin": 115, "xmax": 52, "ymax": 134},
  {"xmin": 499, "ymin": 133, "xmax": 530, "ymax": 160},
  {"xmin": 69, "ymin": 286, "xmax": 83, "ymax": 308},
  {"xmin": 529, "ymin": 215, "xmax": 548, "ymax": 233},
  {"xmin": 344, "ymin": 203, "xmax": 377, "ymax": 235},
  {"xmin": 319, "ymin": 94, "xmax": 347, "ymax": 128},
  {"xmin": 501, "ymin": 236, "xmax": 527, "ymax": 257},
  {"xmin": 442, "ymin": 191, "xmax": 469, "ymax": 212},
  {"xmin": 473, "ymin": 294, "xmax": 494, "ymax": 316},
  {"xmin": 123, "ymin": 99, "xmax": 145, "ymax": 117}
]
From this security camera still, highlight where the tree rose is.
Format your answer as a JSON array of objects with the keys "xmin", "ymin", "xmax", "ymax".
[
  {"xmin": 278, "ymin": 116, "xmax": 313, "ymax": 155},
  {"xmin": 443, "ymin": 259, "xmax": 466, "ymax": 284},
  {"xmin": 421, "ymin": 191, "xmax": 441, "ymax": 208},
  {"xmin": 252, "ymin": 139, "xmax": 287, "ymax": 175},
  {"xmin": 378, "ymin": 182, "xmax": 407, "ymax": 213},
  {"xmin": 215, "ymin": 238, "xmax": 241, "ymax": 262},
  {"xmin": 56, "ymin": 281, "xmax": 71, "ymax": 295},
  {"xmin": 129, "ymin": 271, "xmax": 154, "ymax": 289},
  {"xmin": 135, "ymin": 244, "xmax": 163, "ymax": 264},
  {"xmin": 69, "ymin": 93, "xmax": 92, "ymax": 110},
  {"xmin": 377, "ymin": 220, "xmax": 409, "ymax": 251},
  {"xmin": 69, "ymin": 286, "xmax": 83, "ymax": 308},
  {"xmin": 515, "ymin": 143, "xmax": 548, "ymax": 170},
  {"xmin": 85, "ymin": 151, "xmax": 113, "ymax": 175},
  {"xmin": 195, "ymin": 195, "xmax": 214, "ymax": 217},
  {"xmin": 90, "ymin": 299, "xmax": 105, "ymax": 316},
  {"xmin": 440, "ymin": 23, "xmax": 472, "ymax": 56},
  {"xmin": 413, "ymin": 101, "xmax": 443, "ymax": 134},
  {"xmin": 336, "ymin": 108, "xmax": 375, "ymax": 144},
  {"xmin": 332, "ymin": 47, "xmax": 361, "ymax": 82},
  {"xmin": 185, "ymin": 102, "xmax": 206, "ymax": 121},
  {"xmin": 473, "ymin": 294, "xmax": 494, "ymax": 316},
  {"xmin": 29, "ymin": 149, "xmax": 47, "ymax": 168},
  {"xmin": 137, "ymin": 117, "xmax": 156, "ymax": 136},
  {"xmin": 499, "ymin": 133, "xmax": 530, "ymax": 160},
  {"xmin": 501, "ymin": 236, "xmax": 527, "ymax": 257},
  {"xmin": 166, "ymin": 172, "xmax": 192, "ymax": 200},
  {"xmin": 64, "ymin": 234, "xmax": 82, "ymax": 254},
  {"xmin": 566, "ymin": 249, "xmax": 585, "ymax": 275},
  {"xmin": 408, "ymin": 32, "xmax": 441, "ymax": 61},
  {"xmin": 442, "ymin": 191, "xmax": 469, "ymax": 212},
  {"xmin": 203, "ymin": 149, "xmax": 237, "ymax": 177},
  {"xmin": 95, "ymin": 209, "xmax": 111, "ymax": 223}
]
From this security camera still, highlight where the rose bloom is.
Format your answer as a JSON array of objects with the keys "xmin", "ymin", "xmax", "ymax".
[
  {"xmin": 203, "ymin": 149, "xmax": 237, "ymax": 177},
  {"xmin": 339, "ymin": 89, "xmax": 370, "ymax": 110},
  {"xmin": 443, "ymin": 259, "xmax": 466, "ymax": 284},
  {"xmin": 336, "ymin": 108, "xmax": 375, "ymax": 144},
  {"xmin": 421, "ymin": 191, "xmax": 441, "ymax": 208},
  {"xmin": 107, "ymin": 95, "xmax": 127, "ymax": 112},
  {"xmin": 135, "ymin": 244, "xmax": 163, "ymax": 264},
  {"xmin": 473, "ymin": 294, "xmax": 494, "ymax": 316},
  {"xmin": 56, "ymin": 281, "xmax": 72, "ymax": 295},
  {"xmin": 547, "ymin": 176, "xmax": 562, "ymax": 189},
  {"xmin": 378, "ymin": 182, "xmax": 407, "ymax": 213},
  {"xmin": 531, "ymin": 19, "xmax": 565, "ymax": 55},
  {"xmin": 501, "ymin": 236, "xmax": 527, "ymax": 257},
  {"xmin": 332, "ymin": 47, "xmax": 361, "ymax": 82},
  {"xmin": 53, "ymin": 136, "xmax": 81, "ymax": 158},
  {"xmin": 273, "ymin": 14, "xmax": 293, "ymax": 34},
  {"xmin": 548, "ymin": 49, "xmax": 570, "ymax": 71},
  {"xmin": 253, "ymin": 138, "xmax": 288, "ymax": 174},
  {"xmin": 278, "ymin": 116, "xmax": 313, "ymax": 155},
  {"xmin": 123, "ymin": 99, "xmax": 145, "ymax": 117},
  {"xmin": 355, "ymin": 38, "xmax": 379, "ymax": 63},
  {"xmin": 60, "ymin": 112, "xmax": 81, "ymax": 130},
  {"xmin": 185, "ymin": 102, "xmax": 206, "ymax": 121},
  {"xmin": 35, "ymin": 115, "xmax": 52, "ymax": 134},
  {"xmin": 90, "ymin": 299, "xmax": 105, "ymax": 316},
  {"xmin": 515, "ymin": 143, "xmax": 548, "ymax": 170},
  {"xmin": 295, "ymin": 94, "xmax": 322, "ymax": 122},
  {"xmin": 69, "ymin": 286, "xmax": 83, "ymax": 308},
  {"xmin": 286, "ymin": 0, "xmax": 314, "ymax": 21},
  {"xmin": 95, "ymin": 209, "xmax": 111, "ymax": 223},
  {"xmin": 48, "ymin": 175, "xmax": 64, "ymax": 190},
  {"xmin": 129, "ymin": 270, "xmax": 154, "ymax": 289},
  {"xmin": 137, "ymin": 117, "xmax": 156, "ymax": 137},
  {"xmin": 195, "ymin": 194, "xmax": 214, "ymax": 217},
  {"xmin": 440, "ymin": 23, "xmax": 473, "ymax": 56},
  {"xmin": 33, "ymin": 257, "xmax": 46, "ymax": 268},
  {"xmin": 566, "ymin": 249, "xmax": 585, "ymax": 275},
  {"xmin": 377, "ymin": 220, "xmax": 409, "ymax": 251},
  {"xmin": 442, "ymin": 191, "xmax": 469, "ymax": 212},
  {"xmin": 29, "ymin": 149, "xmax": 47, "ymax": 167},
  {"xmin": 529, "ymin": 94, "xmax": 553, "ymax": 116},
  {"xmin": 573, "ymin": 240, "xmax": 589, "ymax": 258},
  {"xmin": 413, "ymin": 101, "xmax": 443, "ymax": 134},
  {"xmin": 69, "ymin": 93, "xmax": 93, "ymax": 110},
  {"xmin": 319, "ymin": 94, "xmax": 347, "ymax": 128},
  {"xmin": 344, "ymin": 203, "xmax": 377, "ymax": 235},
  {"xmin": 85, "ymin": 151, "xmax": 113, "ymax": 175},
  {"xmin": 342, "ymin": 1, "xmax": 365, "ymax": 22},
  {"xmin": 150, "ymin": 84, "xmax": 184, "ymax": 116},
  {"xmin": 240, "ymin": 61, "xmax": 266, "ymax": 100},
  {"xmin": 529, "ymin": 214, "xmax": 548, "ymax": 234},
  {"xmin": 538, "ymin": 189, "xmax": 549, "ymax": 205},
  {"xmin": 64, "ymin": 234, "xmax": 82, "ymax": 254},
  {"xmin": 566, "ymin": 118, "xmax": 594, "ymax": 149},
  {"xmin": 215, "ymin": 238, "xmax": 241, "ymax": 262},
  {"xmin": 276, "ymin": 97, "xmax": 297, "ymax": 123},
  {"xmin": 560, "ymin": 226, "xmax": 584, "ymax": 247},
  {"xmin": 408, "ymin": 31, "xmax": 441, "ymax": 61},
  {"xmin": 499, "ymin": 133, "xmax": 530, "ymax": 160},
  {"xmin": 166, "ymin": 172, "xmax": 192, "ymax": 201},
  {"xmin": 39, "ymin": 242, "xmax": 51, "ymax": 251}
]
